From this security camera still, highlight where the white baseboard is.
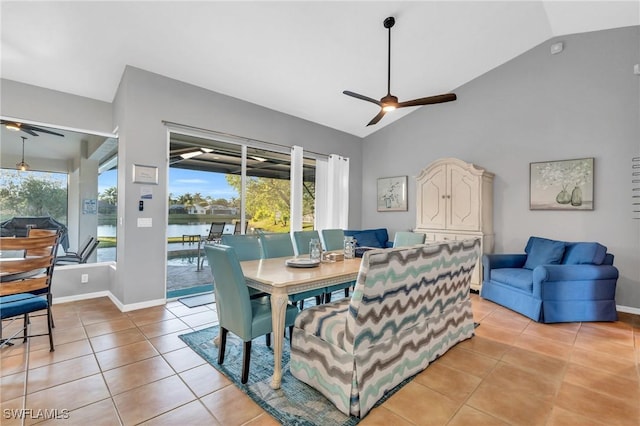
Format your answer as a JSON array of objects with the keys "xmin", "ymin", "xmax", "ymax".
[
  {"xmin": 53, "ymin": 291, "xmax": 166, "ymax": 312},
  {"xmin": 111, "ymin": 295, "xmax": 166, "ymax": 312},
  {"xmin": 53, "ymin": 291, "xmax": 111, "ymax": 304},
  {"xmin": 617, "ymin": 304, "xmax": 640, "ymax": 316}
]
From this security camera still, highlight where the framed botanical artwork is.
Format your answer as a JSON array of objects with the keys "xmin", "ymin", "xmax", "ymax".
[
  {"xmin": 530, "ymin": 157, "xmax": 594, "ymax": 210},
  {"xmin": 377, "ymin": 176, "xmax": 408, "ymax": 211}
]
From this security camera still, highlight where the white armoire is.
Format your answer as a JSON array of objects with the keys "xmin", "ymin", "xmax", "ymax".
[{"xmin": 414, "ymin": 158, "xmax": 494, "ymax": 291}]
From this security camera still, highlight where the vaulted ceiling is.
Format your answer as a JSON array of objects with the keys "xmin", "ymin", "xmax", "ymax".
[{"xmin": 1, "ymin": 1, "xmax": 638, "ymax": 138}]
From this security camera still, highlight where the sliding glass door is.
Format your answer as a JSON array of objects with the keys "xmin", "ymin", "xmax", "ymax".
[{"xmin": 166, "ymin": 131, "xmax": 316, "ymax": 297}]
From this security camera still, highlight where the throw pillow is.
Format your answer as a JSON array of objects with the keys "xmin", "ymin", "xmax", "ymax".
[
  {"xmin": 352, "ymin": 232, "xmax": 383, "ymax": 248},
  {"xmin": 523, "ymin": 238, "xmax": 566, "ymax": 270},
  {"xmin": 563, "ymin": 242, "xmax": 607, "ymax": 265}
]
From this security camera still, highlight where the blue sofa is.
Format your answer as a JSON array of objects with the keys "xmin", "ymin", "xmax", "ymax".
[
  {"xmin": 480, "ymin": 236, "xmax": 618, "ymax": 323},
  {"xmin": 344, "ymin": 228, "xmax": 393, "ymax": 249}
]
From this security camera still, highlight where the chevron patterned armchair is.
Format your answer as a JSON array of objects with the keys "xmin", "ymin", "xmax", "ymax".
[{"xmin": 290, "ymin": 239, "xmax": 480, "ymax": 418}]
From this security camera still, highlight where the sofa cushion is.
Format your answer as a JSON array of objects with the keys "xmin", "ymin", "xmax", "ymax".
[
  {"xmin": 352, "ymin": 232, "xmax": 382, "ymax": 248},
  {"xmin": 563, "ymin": 242, "xmax": 607, "ymax": 265},
  {"xmin": 490, "ymin": 268, "xmax": 534, "ymax": 292},
  {"xmin": 345, "ymin": 228, "xmax": 389, "ymax": 248},
  {"xmin": 524, "ymin": 237, "xmax": 566, "ymax": 270}
]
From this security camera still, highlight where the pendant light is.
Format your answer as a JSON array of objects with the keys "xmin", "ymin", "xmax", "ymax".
[{"xmin": 16, "ymin": 136, "xmax": 29, "ymax": 171}]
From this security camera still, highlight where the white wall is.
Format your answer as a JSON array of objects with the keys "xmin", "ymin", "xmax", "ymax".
[{"xmin": 362, "ymin": 26, "xmax": 640, "ymax": 310}]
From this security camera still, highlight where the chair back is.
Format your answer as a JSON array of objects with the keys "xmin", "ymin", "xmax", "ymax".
[
  {"xmin": 71, "ymin": 236, "xmax": 95, "ymax": 257},
  {"xmin": 0, "ymin": 233, "xmax": 59, "ymax": 296},
  {"xmin": 321, "ymin": 229, "xmax": 344, "ymax": 251},
  {"xmin": 220, "ymin": 234, "xmax": 262, "ymax": 261},
  {"xmin": 205, "ymin": 222, "xmax": 226, "ymax": 241},
  {"xmin": 345, "ymin": 239, "xmax": 480, "ymax": 352},
  {"xmin": 79, "ymin": 239, "xmax": 100, "ymax": 263},
  {"xmin": 234, "ymin": 220, "xmax": 248, "ymax": 235},
  {"xmin": 393, "ymin": 231, "xmax": 426, "ymax": 248},
  {"xmin": 204, "ymin": 244, "xmax": 253, "ymax": 339},
  {"xmin": 25, "ymin": 229, "xmax": 61, "ymax": 256},
  {"xmin": 292, "ymin": 230, "xmax": 320, "ymax": 255},
  {"xmin": 259, "ymin": 233, "xmax": 294, "ymax": 258}
]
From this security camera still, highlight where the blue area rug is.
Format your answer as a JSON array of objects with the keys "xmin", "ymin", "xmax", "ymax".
[{"xmin": 179, "ymin": 325, "xmax": 416, "ymax": 425}]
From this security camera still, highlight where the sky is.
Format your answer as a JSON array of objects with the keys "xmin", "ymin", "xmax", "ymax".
[{"xmin": 98, "ymin": 168, "xmax": 237, "ymax": 200}]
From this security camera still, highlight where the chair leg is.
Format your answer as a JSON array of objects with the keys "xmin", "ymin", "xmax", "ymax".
[
  {"xmin": 344, "ymin": 288, "xmax": 350, "ymax": 297},
  {"xmin": 289, "ymin": 326, "xmax": 294, "ymax": 344},
  {"xmin": 314, "ymin": 295, "xmax": 322, "ymax": 306},
  {"xmin": 324, "ymin": 292, "xmax": 331, "ymax": 303},
  {"xmin": 218, "ymin": 328, "xmax": 228, "ymax": 365},
  {"xmin": 48, "ymin": 293, "xmax": 55, "ymax": 329},
  {"xmin": 241, "ymin": 340, "xmax": 252, "ymax": 384},
  {"xmin": 23, "ymin": 313, "xmax": 28, "ymax": 343},
  {"xmin": 47, "ymin": 304, "xmax": 55, "ymax": 352},
  {"xmin": 265, "ymin": 333, "xmax": 271, "ymax": 347},
  {"xmin": 300, "ymin": 300, "xmax": 305, "ymax": 310}
]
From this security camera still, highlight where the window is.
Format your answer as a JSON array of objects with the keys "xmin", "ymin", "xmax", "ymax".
[{"xmin": 0, "ymin": 168, "xmax": 68, "ymax": 224}]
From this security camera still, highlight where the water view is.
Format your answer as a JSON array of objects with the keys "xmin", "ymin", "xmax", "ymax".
[{"xmin": 98, "ymin": 224, "xmax": 216, "ymax": 238}]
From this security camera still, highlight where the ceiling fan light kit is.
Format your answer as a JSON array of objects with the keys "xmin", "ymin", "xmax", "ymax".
[
  {"xmin": 16, "ymin": 136, "xmax": 30, "ymax": 171},
  {"xmin": 343, "ymin": 16, "xmax": 456, "ymax": 126}
]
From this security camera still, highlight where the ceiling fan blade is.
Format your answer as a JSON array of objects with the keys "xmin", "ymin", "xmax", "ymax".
[
  {"xmin": 343, "ymin": 91, "xmax": 382, "ymax": 106},
  {"xmin": 367, "ymin": 110, "xmax": 386, "ymax": 126},
  {"xmin": 21, "ymin": 127, "xmax": 39, "ymax": 136},
  {"xmin": 397, "ymin": 93, "xmax": 457, "ymax": 109},
  {"xmin": 1, "ymin": 120, "xmax": 65, "ymax": 137},
  {"xmin": 25, "ymin": 125, "xmax": 65, "ymax": 137}
]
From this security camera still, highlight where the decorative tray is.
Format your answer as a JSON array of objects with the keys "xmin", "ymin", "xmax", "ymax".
[{"xmin": 285, "ymin": 258, "xmax": 321, "ymax": 268}]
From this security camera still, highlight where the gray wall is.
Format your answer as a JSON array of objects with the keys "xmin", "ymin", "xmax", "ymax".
[
  {"xmin": 362, "ymin": 26, "xmax": 640, "ymax": 310},
  {"xmin": 2, "ymin": 71, "xmax": 363, "ymax": 308},
  {"xmin": 111, "ymin": 66, "xmax": 363, "ymax": 306}
]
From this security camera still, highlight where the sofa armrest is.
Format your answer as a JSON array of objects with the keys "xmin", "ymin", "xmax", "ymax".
[
  {"xmin": 482, "ymin": 254, "xmax": 527, "ymax": 281},
  {"xmin": 533, "ymin": 264, "xmax": 619, "ymax": 284}
]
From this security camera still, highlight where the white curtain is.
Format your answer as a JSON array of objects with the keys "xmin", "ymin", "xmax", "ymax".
[
  {"xmin": 290, "ymin": 145, "xmax": 304, "ymax": 233},
  {"xmin": 315, "ymin": 154, "xmax": 349, "ymax": 230}
]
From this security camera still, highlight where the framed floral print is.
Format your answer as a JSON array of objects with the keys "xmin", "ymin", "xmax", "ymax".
[
  {"xmin": 530, "ymin": 158, "xmax": 594, "ymax": 210},
  {"xmin": 377, "ymin": 176, "xmax": 408, "ymax": 211}
]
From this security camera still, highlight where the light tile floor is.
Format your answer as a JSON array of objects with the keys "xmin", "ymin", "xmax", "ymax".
[{"xmin": 1, "ymin": 294, "xmax": 639, "ymax": 425}]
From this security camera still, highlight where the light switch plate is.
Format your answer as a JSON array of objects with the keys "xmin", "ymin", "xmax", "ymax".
[{"xmin": 137, "ymin": 218, "xmax": 152, "ymax": 227}]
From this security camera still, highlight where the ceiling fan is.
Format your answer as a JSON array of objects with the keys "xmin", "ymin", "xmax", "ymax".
[
  {"xmin": 343, "ymin": 16, "xmax": 457, "ymax": 126},
  {"xmin": 1, "ymin": 120, "xmax": 65, "ymax": 137}
]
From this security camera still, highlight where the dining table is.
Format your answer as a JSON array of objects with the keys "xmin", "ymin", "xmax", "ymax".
[{"xmin": 240, "ymin": 255, "xmax": 362, "ymax": 389}]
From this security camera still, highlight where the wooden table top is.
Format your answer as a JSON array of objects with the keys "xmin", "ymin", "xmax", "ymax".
[{"xmin": 240, "ymin": 256, "xmax": 361, "ymax": 289}]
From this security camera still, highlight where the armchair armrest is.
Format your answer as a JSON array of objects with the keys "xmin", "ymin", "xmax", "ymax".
[{"xmin": 482, "ymin": 254, "xmax": 527, "ymax": 281}]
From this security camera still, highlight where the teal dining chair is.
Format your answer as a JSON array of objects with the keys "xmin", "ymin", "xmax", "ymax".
[
  {"xmin": 259, "ymin": 233, "xmax": 295, "ymax": 259},
  {"xmin": 204, "ymin": 244, "xmax": 299, "ymax": 384},
  {"xmin": 292, "ymin": 230, "xmax": 320, "ymax": 255},
  {"xmin": 259, "ymin": 232, "xmax": 325, "ymax": 309},
  {"xmin": 393, "ymin": 231, "xmax": 426, "ymax": 247},
  {"xmin": 321, "ymin": 229, "xmax": 344, "ymax": 251},
  {"xmin": 220, "ymin": 234, "xmax": 267, "ymax": 299},
  {"xmin": 221, "ymin": 234, "xmax": 262, "ymax": 261},
  {"xmin": 318, "ymin": 229, "xmax": 353, "ymax": 303}
]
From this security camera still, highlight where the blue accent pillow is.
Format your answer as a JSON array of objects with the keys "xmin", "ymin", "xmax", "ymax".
[
  {"xmin": 351, "ymin": 231, "xmax": 383, "ymax": 248},
  {"xmin": 523, "ymin": 238, "xmax": 566, "ymax": 270},
  {"xmin": 563, "ymin": 242, "xmax": 607, "ymax": 265}
]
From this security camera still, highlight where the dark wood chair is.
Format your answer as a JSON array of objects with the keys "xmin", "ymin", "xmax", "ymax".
[{"xmin": 0, "ymin": 232, "xmax": 60, "ymax": 351}]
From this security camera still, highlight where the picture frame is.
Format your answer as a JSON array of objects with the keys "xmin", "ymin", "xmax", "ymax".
[
  {"xmin": 133, "ymin": 164, "xmax": 158, "ymax": 184},
  {"xmin": 377, "ymin": 176, "xmax": 408, "ymax": 212},
  {"xmin": 530, "ymin": 157, "xmax": 594, "ymax": 210}
]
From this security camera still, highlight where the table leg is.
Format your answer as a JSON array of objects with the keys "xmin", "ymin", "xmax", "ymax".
[
  {"xmin": 196, "ymin": 239, "xmax": 202, "ymax": 271},
  {"xmin": 269, "ymin": 289, "xmax": 289, "ymax": 389}
]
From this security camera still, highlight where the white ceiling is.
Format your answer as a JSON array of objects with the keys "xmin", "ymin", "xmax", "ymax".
[{"xmin": 1, "ymin": 1, "xmax": 638, "ymax": 138}]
